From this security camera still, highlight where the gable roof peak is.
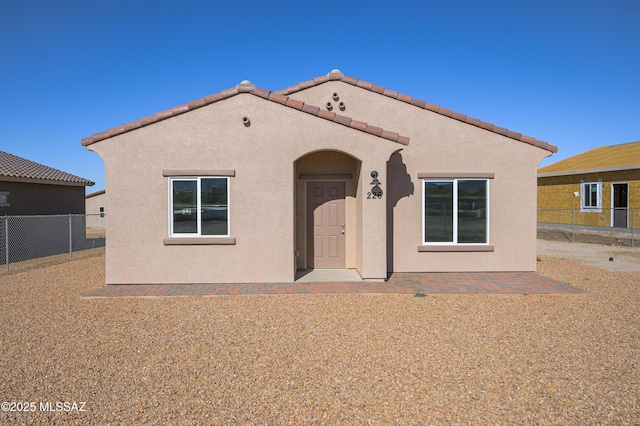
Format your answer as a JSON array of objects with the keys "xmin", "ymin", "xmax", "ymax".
[
  {"xmin": 279, "ymin": 71, "xmax": 557, "ymax": 154},
  {"xmin": 81, "ymin": 79, "xmax": 410, "ymax": 147},
  {"xmin": 236, "ymin": 80, "xmax": 255, "ymax": 92}
]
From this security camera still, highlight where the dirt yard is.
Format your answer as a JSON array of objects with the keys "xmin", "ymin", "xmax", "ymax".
[{"xmin": 0, "ymin": 242, "xmax": 638, "ymax": 424}]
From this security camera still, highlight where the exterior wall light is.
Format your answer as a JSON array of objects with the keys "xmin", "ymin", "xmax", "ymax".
[{"xmin": 370, "ymin": 170, "xmax": 381, "ymax": 185}]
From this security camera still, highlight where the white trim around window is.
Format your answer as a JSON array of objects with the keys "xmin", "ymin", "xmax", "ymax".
[
  {"xmin": 421, "ymin": 178, "xmax": 491, "ymax": 248},
  {"xmin": 164, "ymin": 174, "xmax": 235, "ymax": 245},
  {"xmin": 580, "ymin": 181, "xmax": 602, "ymax": 212}
]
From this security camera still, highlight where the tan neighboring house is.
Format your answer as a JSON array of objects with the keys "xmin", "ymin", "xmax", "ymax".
[
  {"xmin": 82, "ymin": 70, "xmax": 556, "ymax": 285},
  {"xmin": 85, "ymin": 189, "xmax": 106, "ymax": 237},
  {"xmin": 0, "ymin": 150, "xmax": 94, "ymax": 215},
  {"xmin": 538, "ymin": 141, "xmax": 640, "ymax": 229}
]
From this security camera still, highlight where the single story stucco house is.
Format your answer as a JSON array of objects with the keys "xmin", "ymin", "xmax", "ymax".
[{"xmin": 82, "ymin": 70, "xmax": 556, "ymax": 285}]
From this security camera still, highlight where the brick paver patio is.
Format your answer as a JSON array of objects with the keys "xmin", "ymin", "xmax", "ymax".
[{"xmin": 83, "ymin": 272, "xmax": 582, "ymax": 297}]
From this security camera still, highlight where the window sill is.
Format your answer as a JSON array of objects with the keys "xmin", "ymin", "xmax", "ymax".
[
  {"xmin": 163, "ymin": 237, "xmax": 236, "ymax": 245},
  {"xmin": 580, "ymin": 208, "xmax": 602, "ymax": 213},
  {"xmin": 418, "ymin": 245, "xmax": 494, "ymax": 252}
]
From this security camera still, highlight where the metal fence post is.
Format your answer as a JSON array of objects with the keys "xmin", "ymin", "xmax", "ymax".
[
  {"xmin": 632, "ymin": 207, "xmax": 635, "ymax": 248},
  {"xmin": 4, "ymin": 216, "xmax": 8, "ymax": 272},
  {"xmin": 571, "ymin": 208, "xmax": 575, "ymax": 242},
  {"xmin": 68, "ymin": 214, "xmax": 73, "ymax": 260}
]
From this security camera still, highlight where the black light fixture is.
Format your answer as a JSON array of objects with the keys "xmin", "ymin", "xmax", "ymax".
[{"xmin": 370, "ymin": 170, "xmax": 381, "ymax": 185}]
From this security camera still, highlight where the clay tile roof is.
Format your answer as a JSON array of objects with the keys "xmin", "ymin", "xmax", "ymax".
[
  {"xmin": 86, "ymin": 189, "xmax": 105, "ymax": 198},
  {"xmin": 278, "ymin": 70, "xmax": 557, "ymax": 154},
  {"xmin": 538, "ymin": 141, "xmax": 640, "ymax": 176},
  {"xmin": 0, "ymin": 151, "xmax": 94, "ymax": 186},
  {"xmin": 80, "ymin": 71, "xmax": 557, "ymax": 153},
  {"xmin": 81, "ymin": 76, "xmax": 410, "ymax": 147}
]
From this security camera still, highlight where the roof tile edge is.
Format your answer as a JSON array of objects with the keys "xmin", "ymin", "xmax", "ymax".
[
  {"xmin": 278, "ymin": 70, "xmax": 557, "ymax": 153},
  {"xmin": 81, "ymin": 80, "xmax": 410, "ymax": 147}
]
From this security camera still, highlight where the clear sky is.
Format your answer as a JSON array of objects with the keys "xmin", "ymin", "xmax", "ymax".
[{"xmin": 2, "ymin": 0, "xmax": 638, "ymax": 192}]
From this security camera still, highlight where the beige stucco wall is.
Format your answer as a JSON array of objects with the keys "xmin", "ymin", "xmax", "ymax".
[
  {"xmin": 88, "ymin": 93, "xmax": 398, "ymax": 284},
  {"xmin": 290, "ymin": 82, "xmax": 552, "ymax": 272},
  {"xmin": 87, "ymin": 80, "xmax": 552, "ymax": 284}
]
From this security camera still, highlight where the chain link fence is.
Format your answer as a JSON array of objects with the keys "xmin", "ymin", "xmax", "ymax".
[
  {"xmin": 0, "ymin": 214, "xmax": 106, "ymax": 272},
  {"xmin": 538, "ymin": 207, "xmax": 638, "ymax": 247}
]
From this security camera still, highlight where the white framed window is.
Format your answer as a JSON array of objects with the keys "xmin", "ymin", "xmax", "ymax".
[
  {"xmin": 169, "ymin": 177, "xmax": 229, "ymax": 237},
  {"xmin": 0, "ymin": 191, "xmax": 9, "ymax": 207},
  {"xmin": 422, "ymin": 179, "xmax": 489, "ymax": 245},
  {"xmin": 580, "ymin": 181, "xmax": 602, "ymax": 212}
]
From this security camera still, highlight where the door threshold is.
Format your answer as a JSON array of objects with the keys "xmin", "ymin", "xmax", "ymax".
[{"xmin": 295, "ymin": 269, "xmax": 363, "ymax": 283}]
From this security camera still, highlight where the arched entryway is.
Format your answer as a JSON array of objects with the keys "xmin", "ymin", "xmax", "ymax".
[{"xmin": 294, "ymin": 150, "xmax": 361, "ymax": 274}]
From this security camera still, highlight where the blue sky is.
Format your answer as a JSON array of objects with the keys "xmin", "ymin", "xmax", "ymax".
[{"xmin": 2, "ymin": 0, "xmax": 638, "ymax": 192}]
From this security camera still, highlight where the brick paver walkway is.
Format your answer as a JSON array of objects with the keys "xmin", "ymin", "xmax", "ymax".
[{"xmin": 83, "ymin": 272, "xmax": 582, "ymax": 297}]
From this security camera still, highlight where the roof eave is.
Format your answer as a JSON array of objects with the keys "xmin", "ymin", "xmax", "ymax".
[
  {"xmin": 538, "ymin": 164, "xmax": 640, "ymax": 178},
  {"xmin": 0, "ymin": 176, "xmax": 94, "ymax": 187}
]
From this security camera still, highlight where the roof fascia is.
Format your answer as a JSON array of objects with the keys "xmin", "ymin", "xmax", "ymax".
[
  {"xmin": 86, "ymin": 189, "xmax": 106, "ymax": 198},
  {"xmin": 0, "ymin": 176, "xmax": 94, "ymax": 187},
  {"xmin": 538, "ymin": 164, "xmax": 640, "ymax": 178}
]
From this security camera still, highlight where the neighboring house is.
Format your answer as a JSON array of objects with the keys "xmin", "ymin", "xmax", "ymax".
[
  {"xmin": 82, "ymin": 70, "xmax": 556, "ymax": 285},
  {"xmin": 538, "ymin": 141, "xmax": 640, "ymax": 229},
  {"xmin": 85, "ymin": 189, "xmax": 106, "ymax": 233},
  {"xmin": 0, "ymin": 150, "xmax": 94, "ymax": 215},
  {"xmin": 0, "ymin": 150, "xmax": 95, "ymax": 263},
  {"xmin": 85, "ymin": 189, "xmax": 106, "ymax": 239}
]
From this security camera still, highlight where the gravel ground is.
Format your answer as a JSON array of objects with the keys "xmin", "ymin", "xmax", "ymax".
[
  {"xmin": 538, "ymin": 239, "xmax": 640, "ymax": 272},
  {"xmin": 0, "ymin": 245, "xmax": 638, "ymax": 424}
]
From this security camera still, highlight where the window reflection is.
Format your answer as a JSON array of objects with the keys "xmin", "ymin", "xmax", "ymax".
[
  {"xmin": 171, "ymin": 178, "xmax": 229, "ymax": 236},
  {"xmin": 423, "ymin": 179, "xmax": 488, "ymax": 244},
  {"xmin": 424, "ymin": 182, "xmax": 453, "ymax": 242},
  {"xmin": 201, "ymin": 178, "xmax": 228, "ymax": 236},
  {"xmin": 172, "ymin": 180, "xmax": 197, "ymax": 234}
]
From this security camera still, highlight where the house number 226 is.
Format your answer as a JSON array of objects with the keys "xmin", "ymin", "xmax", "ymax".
[{"xmin": 367, "ymin": 187, "xmax": 383, "ymax": 199}]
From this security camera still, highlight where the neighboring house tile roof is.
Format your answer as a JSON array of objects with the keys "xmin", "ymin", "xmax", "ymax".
[
  {"xmin": 277, "ymin": 70, "xmax": 556, "ymax": 153},
  {"xmin": 0, "ymin": 151, "xmax": 94, "ymax": 186},
  {"xmin": 81, "ymin": 70, "xmax": 555, "ymax": 154},
  {"xmin": 538, "ymin": 141, "xmax": 640, "ymax": 177},
  {"xmin": 86, "ymin": 189, "xmax": 105, "ymax": 198}
]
